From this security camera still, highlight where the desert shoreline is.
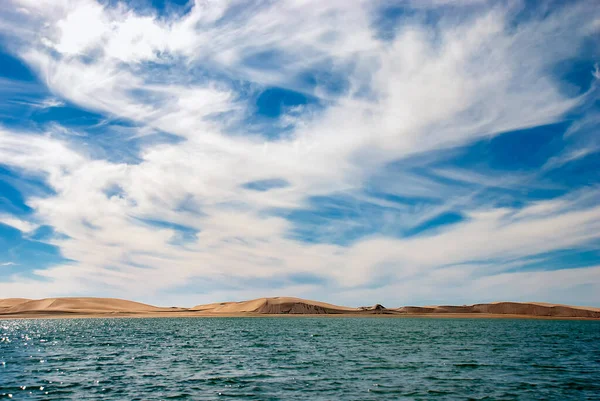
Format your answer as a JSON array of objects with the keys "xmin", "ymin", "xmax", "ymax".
[
  {"xmin": 2, "ymin": 296, "xmax": 599, "ymax": 320},
  {"xmin": 2, "ymin": 312, "xmax": 600, "ymax": 321}
]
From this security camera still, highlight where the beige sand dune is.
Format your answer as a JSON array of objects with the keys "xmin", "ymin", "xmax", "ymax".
[
  {"xmin": 470, "ymin": 302, "xmax": 600, "ymax": 318},
  {"xmin": 0, "ymin": 298, "xmax": 30, "ymax": 310},
  {"xmin": 2, "ymin": 297, "xmax": 183, "ymax": 315},
  {"xmin": 0, "ymin": 296, "xmax": 598, "ymax": 319},
  {"xmin": 395, "ymin": 302, "xmax": 600, "ymax": 318},
  {"xmin": 192, "ymin": 297, "xmax": 360, "ymax": 314},
  {"xmin": 525, "ymin": 302, "xmax": 600, "ymax": 312}
]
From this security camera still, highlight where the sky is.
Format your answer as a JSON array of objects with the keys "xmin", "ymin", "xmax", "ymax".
[{"xmin": 0, "ymin": 0, "xmax": 599, "ymax": 307}]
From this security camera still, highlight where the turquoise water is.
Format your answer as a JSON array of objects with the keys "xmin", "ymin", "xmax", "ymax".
[{"xmin": 1, "ymin": 318, "xmax": 599, "ymax": 400}]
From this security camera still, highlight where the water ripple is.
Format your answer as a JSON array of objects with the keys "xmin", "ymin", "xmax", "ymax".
[{"xmin": 1, "ymin": 318, "xmax": 599, "ymax": 400}]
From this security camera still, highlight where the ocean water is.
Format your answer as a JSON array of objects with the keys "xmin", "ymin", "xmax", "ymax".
[{"xmin": 1, "ymin": 318, "xmax": 599, "ymax": 400}]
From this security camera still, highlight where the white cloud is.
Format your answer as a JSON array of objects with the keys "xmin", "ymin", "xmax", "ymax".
[
  {"xmin": 0, "ymin": 128, "xmax": 85, "ymax": 177},
  {"xmin": 53, "ymin": 1, "xmax": 107, "ymax": 55},
  {"xmin": 0, "ymin": 0, "xmax": 598, "ymax": 305},
  {"xmin": 0, "ymin": 215, "xmax": 38, "ymax": 233}
]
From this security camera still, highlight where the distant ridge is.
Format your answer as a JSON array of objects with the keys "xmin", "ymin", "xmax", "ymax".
[
  {"xmin": 394, "ymin": 302, "xmax": 600, "ymax": 319},
  {"xmin": 1, "ymin": 297, "xmax": 599, "ymax": 319}
]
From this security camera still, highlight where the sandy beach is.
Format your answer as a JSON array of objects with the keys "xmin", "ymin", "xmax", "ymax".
[{"xmin": 1, "ymin": 297, "xmax": 599, "ymax": 320}]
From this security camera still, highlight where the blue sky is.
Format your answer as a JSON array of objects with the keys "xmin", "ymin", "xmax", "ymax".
[{"xmin": 0, "ymin": 0, "xmax": 599, "ymax": 307}]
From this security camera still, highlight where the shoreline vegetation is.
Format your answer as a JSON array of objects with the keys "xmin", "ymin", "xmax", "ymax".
[{"xmin": 1, "ymin": 297, "xmax": 599, "ymax": 320}]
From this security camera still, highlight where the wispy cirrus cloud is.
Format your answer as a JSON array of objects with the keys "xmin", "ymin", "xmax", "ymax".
[{"xmin": 0, "ymin": 0, "xmax": 598, "ymax": 306}]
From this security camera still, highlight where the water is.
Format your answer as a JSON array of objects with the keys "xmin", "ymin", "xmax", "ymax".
[{"xmin": 1, "ymin": 317, "xmax": 599, "ymax": 400}]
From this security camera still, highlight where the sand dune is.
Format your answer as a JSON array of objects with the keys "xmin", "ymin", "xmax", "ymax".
[
  {"xmin": 471, "ymin": 302, "xmax": 600, "ymax": 318},
  {"xmin": 525, "ymin": 302, "xmax": 600, "ymax": 312},
  {"xmin": 0, "ymin": 298, "xmax": 30, "ymax": 311},
  {"xmin": 0, "ymin": 296, "xmax": 598, "ymax": 319},
  {"xmin": 1, "ymin": 297, "xmax": 183, "ymax": 316},
  {"xmin": 192, "ymin": 297, "xmax": 360, "ymax": 314},
  {"xmin": 394, "ymin": 302, "xmax": 600, "ymax": 318}
]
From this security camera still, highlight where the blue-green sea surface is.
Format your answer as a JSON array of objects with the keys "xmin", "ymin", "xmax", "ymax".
[{"xmin": 1, "ymin": 318, "xmax": 599, "ymax": 400}]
